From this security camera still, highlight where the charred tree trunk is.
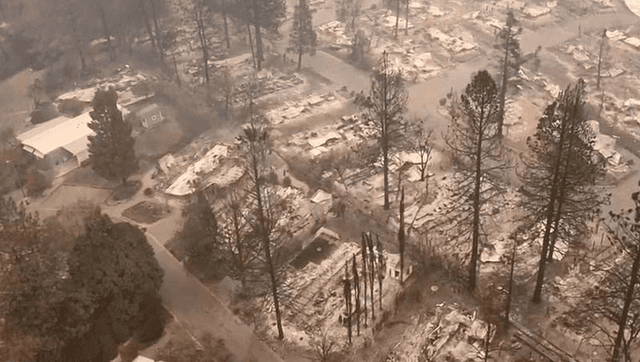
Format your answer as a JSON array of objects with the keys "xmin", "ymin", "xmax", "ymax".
[
  {"xmin": 78, "ymin": 48, "xmax": 87, "ymax": 74},
  {"xmin": 533, "ymin": 115, "xmax": 569, "ymax": 303},
  {"xmin": 361, "ymin": 233, "xmax": 368, "ymax": 326},
  {"xmin": 404, "ymin": 0, "xmax": 409, "ymax": 35},
  {"xmin": 222, "ymin": 6, "xmax": 231, "ymax": 49},
  {"xmin": 484, "ymin": 323, "xmax": 492, "ymax": 362},
  {"xmin": 246, "ymin": 18, "xmax": 256, "ymax": 69},
  {"xmin": 399, "ymin": 187, "xmax": 405, "ymax": 285},
  {"xmin": 596, "ymin": 29, "xmax": 606, "ymax": 90},
  {"xmin": 148, "ymin": 0, "xmax": 164, "ymax": 63},
  {"xmin": 497, "ymin": 37, "xmax": 509, "ymax": 137},
  {"xmin": 352, "ymin": 255, "xmax": 360, "ymax": 335},
  {"xmin": 344, "ymin": 261, "xmax": 352, "ymax": 344},
  {"xmin": 504, "ymin": 234, "xmax": 517, "ymax": 330},
  {"xmin": 612, "ymin": 244, "xmax": 640, "ymax": 361},
  {"xmin": 252, "ymin": 155, "xmax": 284, "ymax": 340},
  {"xmin": 196, "ymin": 8, "xmax": 210, "ymax": 84},
  {"xmin": 100, "ymin": 6, "xmax": 116, "ymax": 61},
  {"xmin": 469, "ymin": 113, "xmax": 484, "ymax": 291},
  {"xmin": 547, "ymin": 173, "xmax": 568, "ymax": 261},
  {"xmin": 172, "ymin": 51, "xmax": 181, "ymax": 87},
  {"xmin": 368, "ymin": 234, "xmax": 376, "ymax": 319},
  {"xmin": 140, "ymin": 0, "xmax": 158, "ymax": 53},
  {"xmin": 394, "ymin": 0, "xmax": 400, "ymax": 38},
  {"xmin": 251, "ymin": 0, "xmax": 263, "ymax": 70}
]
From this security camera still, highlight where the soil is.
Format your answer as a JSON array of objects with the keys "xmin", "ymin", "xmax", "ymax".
[
  {"xmin": 111, "ymin": 180, "xmax": 142, "ymax": 201},
  {"xmin": 290, "ymin": 235, "xmax": 337, "ymax": 269},
  {"xmin": 63, "ymin": 165, "xmax": 117, "ymax": 189},
  {"xmin": 122, "ymin": 200, "xmax": 173, "ymax": 225}
]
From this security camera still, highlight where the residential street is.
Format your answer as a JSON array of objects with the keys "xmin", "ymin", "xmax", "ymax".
[
  {"xmin": 18, "ymin": 2, "xmax": 640, "ymax": 360},
  {"xmin": 142, "ymin": 227, "xmax": 285, "ymax": 362}
]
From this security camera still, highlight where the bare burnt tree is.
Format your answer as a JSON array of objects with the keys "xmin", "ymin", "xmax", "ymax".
[
  {"xmin": 311, "ymin": 329, "xmax": 336, "ymax": 362},
  {"xmin": 567, "ymin": 188, "xmax": 640, "ymax": 361},
  {"xmin": 596, "ymin": 28, "xmax": 608, "ymax": 90},
  {"xmin": 238, "ymin": 116, "xmax": 284, "ymax": 339},
  {"xmin": 336, "ymin": 0, "xmax": 361, "ymax": 33},
  {"xmin": 404, "ymin": 0, "xmax": 409, "ymax": 35},
  {"xmin": 377, "ymin": 238, "xmax": 385, "ymax": 309},
  {"xmin": 361, "ymin": 51, "xmax": 408, "ymax": 210},
  {"xmin": 445, "ymin": 70, "xmax": 510, "ymax": 291},
  {"xmin": 367, "ymin": 233, "xmax": 377, "ymax": 316},
  {"xmin": 399, "ymin": 187, "xmax": 405, "ymax": 285},
  {"xmin": 288, "ymin": 0, "xmax": 317, "ymax": 70},
  {"xmin": 414, "ymin": 125, "xmax": 434, "ymax": 195},
  {"xmin": 219, "ymin": 191, "xmax": 259, "ymax": 289},
  {"xmin": 361, "ymin": 233, "xmax": 368, "ymax": 326},
  {"xmin": 195, "ymin": 1, "xmax": 211, "ymax": 84},
  {"xmin": 496, "ymin": 10, "xmax": 521, "ymax": 137},
  {"xmin": 394, "ymin": 0, "xmax": 400, "ymax": 38},
  {"xmin": 343, "ymin": 261, "xmax": 352, "ymax": 344},
  {"xmin": 520, "ymin": 79, "xmax": 605, "ymax": 303},
  {"xmin": 352, "ymin": 254, "xmax": 360, "ymax": 335}
]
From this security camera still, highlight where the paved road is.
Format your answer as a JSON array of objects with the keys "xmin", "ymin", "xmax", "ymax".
[{"xmin": 141, "ymin": 228, "xmax": 284, "ymax": 362}]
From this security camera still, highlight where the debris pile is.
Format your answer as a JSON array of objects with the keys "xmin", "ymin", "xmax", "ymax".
[
  {"xmin": 164, "ymin": 144, "xmax": 235, "ymax": 196},
  {"xmin": 266, "ymin": 92, "xmax": 340, "ymax": 125},
  {"xmin": 427, "ymin": 27, "xmax": 477, "ymax": 54},
  {"xmin": 523, "ymin": 4, "xmax": 551, "ymax": 18},
  {"xmin": 385, "ymin": 303, "xmax": 493, "ymax": 362},
  {"xmin": 56, "ymin": 67, "xmax": 153, "ymax": 108},
  {"xmin": 317, "ymin": 21, "xmax": 352, "ymax": 50}
]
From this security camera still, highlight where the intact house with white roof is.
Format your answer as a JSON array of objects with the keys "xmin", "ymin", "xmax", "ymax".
[{"xmin": 16, "ymin": 106, "xmax": 129, "ymax": 177}]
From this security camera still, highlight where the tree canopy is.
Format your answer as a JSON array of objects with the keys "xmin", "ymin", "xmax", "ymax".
[
  {"xmin": 445, "ymin": 70, "xmax": 509, "ymax": 291},
  {"xmin": 288, "ymin": 0, "xmax": 317, "ymax": 70},
  {"xmin": 88, "ymin": 87, "xmax": 139, "ymax": 184}
]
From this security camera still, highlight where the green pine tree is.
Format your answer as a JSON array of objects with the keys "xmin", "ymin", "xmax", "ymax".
[
  {"xmin": 288, "ymin": 0, "xmax": 317, "ymax": 70},
  {"xmin": 88, "ymin": 87, "xmax": 139, "ymax": 185}
]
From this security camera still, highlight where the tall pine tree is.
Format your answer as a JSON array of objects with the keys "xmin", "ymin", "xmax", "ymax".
[
  {"xmin": 445, "ymin": 70, "xmax": 510, "ymax": 291},
  {"xmin": 361, "ymin": 51, "xmax": 408, "ymax": 210},
  {"xmin": 88, "ymin": 87, "xmax": 139, "ymax": 185},
  {"xmin": 521, "ymin": 79, "xmax": 605, "ymax": 302},
  {"xmin": 496, "ymin": 10, "xmax": 521, "ymax": 137},
  {"xmin": 288, "ymin": 0, "xmax": 316, "ymax": 70}
]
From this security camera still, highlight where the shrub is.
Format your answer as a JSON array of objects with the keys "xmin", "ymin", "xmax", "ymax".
[
  {"xmin": 25, "ymin": 166, "xmax": 52, "ymax": 197},
  {"xmin": 58, "ymin": 98, "xmax": 87, "ymax": 117},
  {"xmin": 112, "ymin": 180, "xmax": 142, "ymax": 201},
  {"xmin": 265, "ymin": 169, "xmax": 278, "ymax": 185},
  {"xmin": 439, "ymin": 98, "xmax": 447, "ymax": 106},
  {"xmin": 29, "ymin": 102, "xmax": 59, "ymax": 124},
  {"xmin": 133, "ymin": 292, "xmax": 166, "ymax": 344},
  {"xmin": 143, "ymin": 187, "xmax": 154, "ymax": 197},
  {"xmin": 282, "ymin": 176, "xmax": 292, "ymax": 187}
]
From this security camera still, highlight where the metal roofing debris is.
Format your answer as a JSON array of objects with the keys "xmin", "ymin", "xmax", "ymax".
[
  {"xmin": 523, "ymin": 4, "xmax": 551, "ymax": 17},
  {"xmin": 314, "ymin": 226, "xmax": 339, "ymax": 240},
  {"xmin": 307, "ymin": 131, "xmax": 342, "ymax": 148},
  {"xmin": 165, "ymin": 144, "xmax": 230, "ymax": 196},
  {"xmin": 57, "ymin": 88, "xmax": 97, "ymax": 103},
  {"xmin": 606, "ymin": 29, "xmax": 626, "ymax": 42},
  {"xmin": 625, "ymin": 36, "xmax": 640, "ymax": 48},
  {"xmin": 310, "ymin": 189, "xmax": 332, "ymax": 204}
]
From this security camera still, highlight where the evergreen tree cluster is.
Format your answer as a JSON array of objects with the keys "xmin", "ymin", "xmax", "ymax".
[
  {"xmin": 88, "ymin": 88, "xmax": 139, "ymax": 185},
  {"xmin": 0, "ymin": 209, "xmax": 164, "ymax": 362}
]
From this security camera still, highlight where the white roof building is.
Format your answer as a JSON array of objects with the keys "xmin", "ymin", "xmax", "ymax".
[
  {"xmin": 17, "ymin": 105, "xmax": 130, "ymax": 160},
  {"xmin": 17, "ymin": 113, "xmax": 94, "ymax": 159}
]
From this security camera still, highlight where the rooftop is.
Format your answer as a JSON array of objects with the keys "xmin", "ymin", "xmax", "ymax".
[{"xmin": 16, "ymin": 112, "xmax": 93, "ymax": 158}]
